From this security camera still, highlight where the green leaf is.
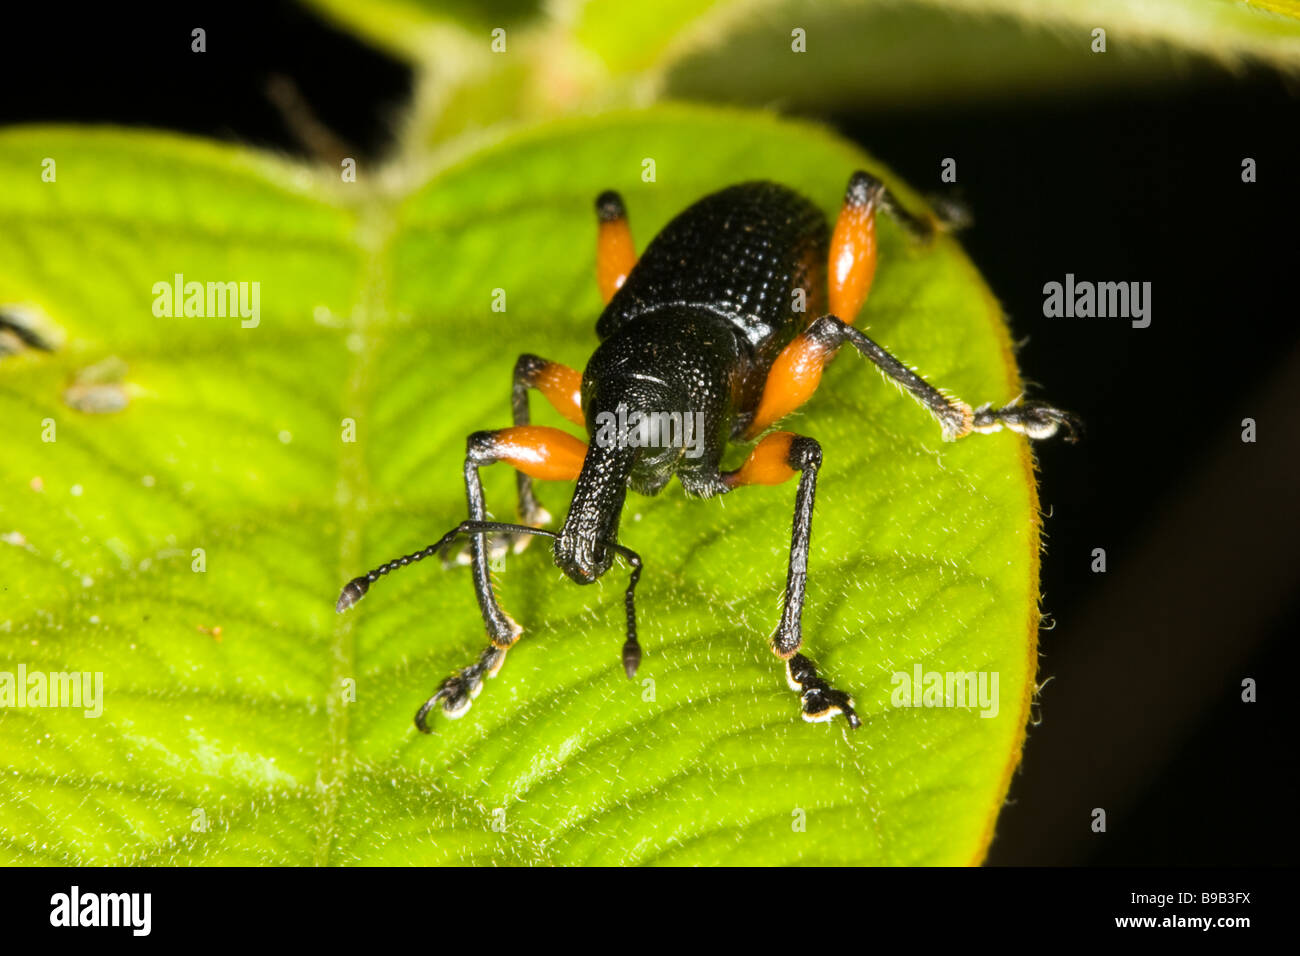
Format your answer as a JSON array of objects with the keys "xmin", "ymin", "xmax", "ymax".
[
  {"xmin": 647, "ymin": 0, "xmax": 1300, "ymax": 110},
  {"xmin": 307, "ymin": 0, "xmax": 545, "ymax": 60},
  {"xmin": 0, "ymin": 106, "xmax": 1042, "ymax": 865},
  {"xmin": 304, "ymin": 0, "xmax": 1300, "ymax": 146}
]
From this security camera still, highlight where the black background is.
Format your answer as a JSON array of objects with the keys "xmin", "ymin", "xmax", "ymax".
[{"xmin": 2, "ymin": 1, "xmax": 1295, "ymax": 866}]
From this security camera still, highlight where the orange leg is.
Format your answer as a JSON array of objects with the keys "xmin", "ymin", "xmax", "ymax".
[
  {"xmin": 465, "ymin": 425, "xmax": 587, "ymax": 567},
  {"xmin": 745, "ymin": 329, "xmax": 837, "ymax": 439},
  {"xmin": 514, "ymin": 355, "xmax": 583, "ymax": 428},
  {"xmin": 746, "ymin": 171, "xmax": 887, "ymax": 438},
  {"xmin": 478, "ymin": 425, "xmax": 586, "ymax": 482},
  {"xmin": 596, "ymin": 190, "xmax": 637, "ymax": 304},
  {"xmin": 721, "ymin": 431, "xmax": 860, "ymax": 727},
  {"xmin": 828, "ymin": 171, "xmax": 884, "ymax": 324},
  {"xmin": 723, "ymin": 430, "xmax": 802, "ymax": 490},
  {"xmin": 510, "ymin": 355, "xmax": 585, "ymax": 537},
  {"xmin": 828, "ymin": 170, "xmax": 939, "ymax": 323}
]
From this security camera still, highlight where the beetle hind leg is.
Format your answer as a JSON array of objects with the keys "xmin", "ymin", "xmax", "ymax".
[
  {"xmin": 827, "ymin": 170, "xmax": 939, "ymax": 325},
  {"xmin": 595, "ymin": 190, "xmax": 637, "ymax": 304}
]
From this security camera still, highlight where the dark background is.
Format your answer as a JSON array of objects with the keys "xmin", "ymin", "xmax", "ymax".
[{"xmin": 3, "ymin": 1, "xmax": 1295, "ymax": 865}]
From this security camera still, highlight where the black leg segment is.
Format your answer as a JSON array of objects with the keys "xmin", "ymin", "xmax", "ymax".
[
  {"xmin": 805, "ymin": 315, "xmax": 1080, "ymax": 443},
  {"xmin": 724, "ymin": 433, "xmax": 861, "ymax": 728}
]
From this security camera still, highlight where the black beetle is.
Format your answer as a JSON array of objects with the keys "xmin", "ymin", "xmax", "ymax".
[{"xmin": 337, "ymin": 171, "xmax": 1077, "ymax": 731}]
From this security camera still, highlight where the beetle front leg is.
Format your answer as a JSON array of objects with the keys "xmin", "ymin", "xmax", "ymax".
[
  {"xmin": 419, "ymin": 437, "xmax": 527, "ymax": 726},
  {"xmin": 447, "ymin": 356, "xmax": 584, "ymax": 568},
  {"xmin": 722, "ymin": 431, "xmax": 861, "ymax": 728},
  {"xmin": 416, "ymin": 641, "xmax": 509, "ymax": 727},
  {"xmin": 418, "ymin": 426, "xmax": 587, "ymax": 728}
]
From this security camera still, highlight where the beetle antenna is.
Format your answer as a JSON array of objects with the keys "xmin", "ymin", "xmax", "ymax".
[
  {"xmin": 609, "ymin": 541, "xmax": 644, "ymax": 678},
  {"xmin": 336, "ymin": 521, "xmax": 557, "ymax": 612}
]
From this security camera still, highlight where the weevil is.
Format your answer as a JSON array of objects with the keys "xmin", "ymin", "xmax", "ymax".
[{"xmin": 336, "ymin": 171, "xmax": 1078, "ymax": 731}]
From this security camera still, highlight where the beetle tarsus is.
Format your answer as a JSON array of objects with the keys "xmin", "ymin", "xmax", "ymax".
[
  {"xmin": 415, "ymin": 643, "xmax": 508, "ymax": 732},
  {"xmin": 787, "ymin": 654, "xmax": 861, "ymax": 729},
  {"xmin": 971, "ymin": 400, "xmax": 1083, "ymax": 443}
]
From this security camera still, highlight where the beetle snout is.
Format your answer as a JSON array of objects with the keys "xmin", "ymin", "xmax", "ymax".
[{"xmin": 554, "ymin": 534, "xmax": 614, "ymax": 585}]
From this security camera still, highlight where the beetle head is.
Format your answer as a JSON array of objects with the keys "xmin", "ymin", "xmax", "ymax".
[{"xmin": 554, "ymin": 373, "xmax": 688, "ymax": 583}]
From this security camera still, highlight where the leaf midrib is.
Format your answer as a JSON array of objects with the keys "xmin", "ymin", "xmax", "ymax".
[{"xmin": 316, "ymin": 192, "xmax": 395, "ymax": 865}]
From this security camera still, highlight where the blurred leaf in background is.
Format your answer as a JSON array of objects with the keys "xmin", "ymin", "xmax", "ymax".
[{"xmin": 303, "ymin": 0, "xmax": 1300, "ymax": 146}]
